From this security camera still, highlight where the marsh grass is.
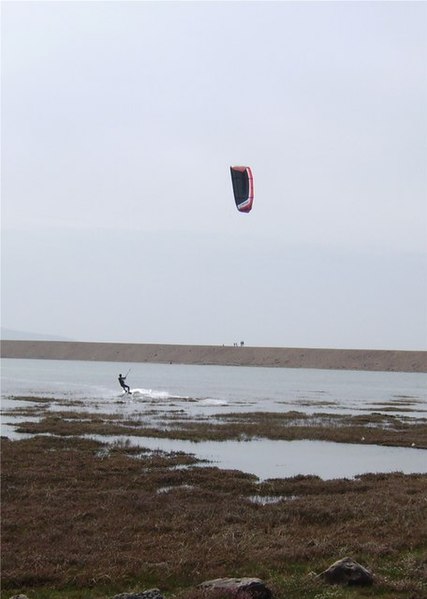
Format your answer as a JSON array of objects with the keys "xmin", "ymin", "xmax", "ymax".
[
  {"xmin": 12, "ymin": 407, "xmax": 427, "ymax": 448},
  {"xmin": 5, "ymin": 395, "xmax": 86, "ymax": 407},
  {"xmin": 2, "ymin": 433, "xmax": 427, "ymax": 599},
  {"xmin": 2, "ymin": 397, "xmax": 427, "ymax": 597}
]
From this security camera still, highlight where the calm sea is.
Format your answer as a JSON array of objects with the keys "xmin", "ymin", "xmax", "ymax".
[{"xmin": 2, "ymin": 358, "xmax": 426, "ymax": 479}]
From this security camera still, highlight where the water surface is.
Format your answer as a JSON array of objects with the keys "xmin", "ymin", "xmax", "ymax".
[{"xmin": 2, "ymin": 358, "xmax": 426, "ymax": 479}]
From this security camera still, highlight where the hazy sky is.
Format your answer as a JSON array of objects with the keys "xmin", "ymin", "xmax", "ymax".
[{"xmin": 2, "ymin": 0, "xmax": 426, "ymax": 350}]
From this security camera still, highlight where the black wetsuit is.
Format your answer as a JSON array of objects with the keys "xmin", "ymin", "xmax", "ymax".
[{"xmin": 118, "ymin": 374, "xmax": 130, "ymax": 393}]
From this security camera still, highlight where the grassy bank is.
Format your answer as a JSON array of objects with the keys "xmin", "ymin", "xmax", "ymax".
[{"xmin": 2, "ymin": 414, "xmax": 427, "ymax": 598}]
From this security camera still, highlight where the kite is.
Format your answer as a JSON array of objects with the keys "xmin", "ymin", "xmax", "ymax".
[{"xmin": 230, "ymin": 166, "xmax": 254, "ymax": 213}]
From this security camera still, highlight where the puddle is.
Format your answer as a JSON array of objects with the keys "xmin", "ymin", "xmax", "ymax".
[
  {"xmin": 248, "ymin": 495, "xmax": 296, "ymax": 505},
  {"xmin": 87, "ymin": 434, "xmax": 427, "ymax": 480},
  {"xmin": 157, "ymin": 484, "xmax": 195, "ymax": 494}
]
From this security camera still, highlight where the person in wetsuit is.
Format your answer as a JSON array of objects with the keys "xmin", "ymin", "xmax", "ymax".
[{"xmin": 118, "ymin": 373, "xmax": 131, "ymax": 393}]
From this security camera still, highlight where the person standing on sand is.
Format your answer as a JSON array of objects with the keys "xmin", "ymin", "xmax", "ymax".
[{"xmin": 118, "ymin": 373, "xmax": 131, "ymax": 394}]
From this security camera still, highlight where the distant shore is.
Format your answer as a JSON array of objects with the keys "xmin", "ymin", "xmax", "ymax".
[{"xmin": 1, "ymin": 340, "xmax": 426, "ymax": 372}]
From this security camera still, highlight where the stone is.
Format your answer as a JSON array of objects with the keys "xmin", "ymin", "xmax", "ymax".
[
  {"xmin": 318, "ymin": 557, "xmax": 374, "ymax": 586},
  {"xmin": 198, "ymin": 577, "xmax": 273, "ymax": 598},
  {"xmin": 112, "ymin": 590, "xmax": 165, "ymax": 599},
  {"xmin": 9, "ymin": 596, "xmax": 30, "ymax": 599}
]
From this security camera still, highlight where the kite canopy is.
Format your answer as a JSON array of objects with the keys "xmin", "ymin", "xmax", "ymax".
[{"xmin": 230, "ymin": 166, "xmax": 254, "ymax": 213}]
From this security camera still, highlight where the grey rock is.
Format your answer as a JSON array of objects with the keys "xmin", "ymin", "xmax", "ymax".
[
  {"xmin": 9, "ymin": 596, "xmax": 30, "ymax": 599},
  {"xmin": 198, "ymin": 577, "xmax": 272, "ymax": 598},
  {"xmin": 318, "ymin": 557, "xmax": 374, "ymax": 586}
]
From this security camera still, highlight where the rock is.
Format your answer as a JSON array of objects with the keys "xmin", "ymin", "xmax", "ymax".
[
  {"xmin": 9, "ymin": 596, "xmax": 30, "ymax": 599},
  {"xmin": 198, "ymin": 577, "xmax": 272, "ymax": 598},
  {"xmin": 112, "ymin": 590, "xmax": 164, "ymax": 599},
  {"xmin": 318, "ymin": 557, "xmax": 373, "ymax": 586}
]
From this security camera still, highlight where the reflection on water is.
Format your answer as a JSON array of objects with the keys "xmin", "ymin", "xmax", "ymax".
[{"xmin": 2, "ymin": 358, "xmax": 426, "ymax": 480}]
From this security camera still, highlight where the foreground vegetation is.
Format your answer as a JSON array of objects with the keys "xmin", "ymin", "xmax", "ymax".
[{"xmin": 2, "ymin": 429, "xmax": 427, "ymax": 599}]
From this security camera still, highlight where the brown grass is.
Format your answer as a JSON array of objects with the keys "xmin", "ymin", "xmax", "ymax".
[
  {"xmin": 2, "ymin": 395, "xmax": 427, "ymax": 597},
  {"xmin": 2, "ymin": 434, "xmax": 427, "ymax": 598},
  {"xmin": 11, "ymin": 408, "xmax": 427, "ymax": 448}
]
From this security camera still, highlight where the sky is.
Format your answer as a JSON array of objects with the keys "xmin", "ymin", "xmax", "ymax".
[{"xmin": 1, "ymin": 0, "xmax": 426, "ymax": 350}]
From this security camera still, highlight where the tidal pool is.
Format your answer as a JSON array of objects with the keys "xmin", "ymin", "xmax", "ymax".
[{"xmin": 90, "ymin": 434, "xmax": 427, "ymax": 480}]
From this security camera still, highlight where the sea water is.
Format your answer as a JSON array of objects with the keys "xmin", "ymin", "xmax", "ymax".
[{"xmin": 1, "ymin": 358, "xmax": 426, "ymax": 479}]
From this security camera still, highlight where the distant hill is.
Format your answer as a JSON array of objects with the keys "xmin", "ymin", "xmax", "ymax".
[{"xmin": 0, "ymin": 327, "xmax": 72, "ymax": 342}]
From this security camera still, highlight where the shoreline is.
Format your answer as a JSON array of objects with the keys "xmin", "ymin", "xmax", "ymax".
[{"xmin": 1, "ymin": 339, "xmax": 426, "ymax": 372}]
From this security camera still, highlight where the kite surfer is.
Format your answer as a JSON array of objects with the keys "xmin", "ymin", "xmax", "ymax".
[{"xmin": 118, "ymin": 372, "xmax": 131, "ymax": 394}]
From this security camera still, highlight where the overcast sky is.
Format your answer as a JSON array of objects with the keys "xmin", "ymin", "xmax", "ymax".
[{"xmin": 2, "ymin": 1, "xmax": 426, "ymax": 350}]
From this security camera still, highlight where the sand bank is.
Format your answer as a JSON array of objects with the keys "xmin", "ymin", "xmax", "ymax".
[{"xmin": 1, "ymin": 340, "xmax": 426, "ymax": 372}]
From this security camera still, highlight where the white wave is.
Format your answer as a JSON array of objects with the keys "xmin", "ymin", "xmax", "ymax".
[
  {"xmin": 129, "ymin": 388, "xmax": 176, "ymax": 400},
  {"xmin": 199, "ymin": 398, "xmax": 229, "ymax": 406}
]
